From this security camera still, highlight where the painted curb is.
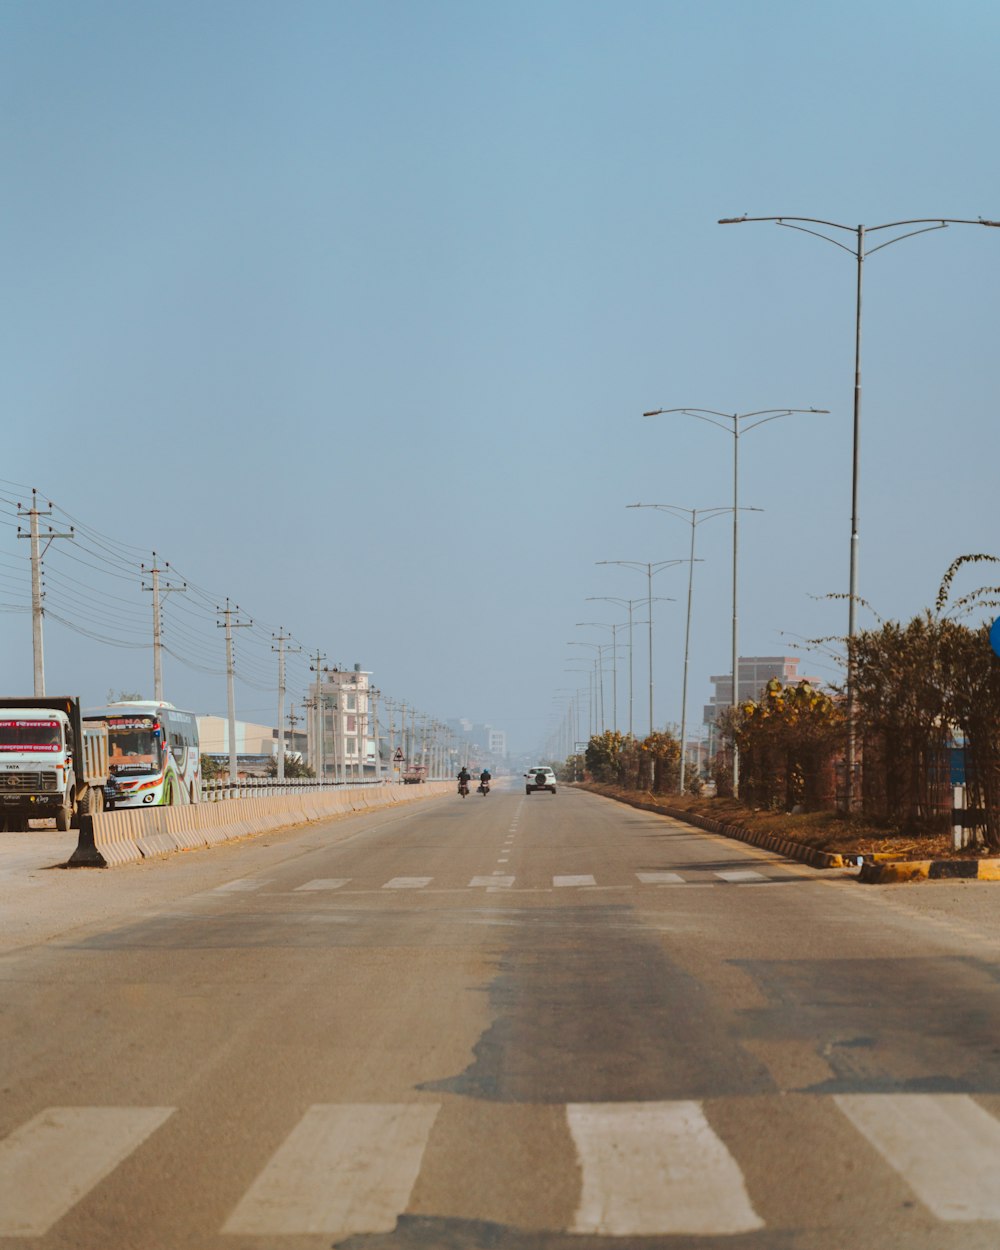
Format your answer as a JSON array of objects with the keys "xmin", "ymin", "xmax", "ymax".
[{"xmin": 859, "ymin": 858, "xmax": 1000, "ymax": 884}]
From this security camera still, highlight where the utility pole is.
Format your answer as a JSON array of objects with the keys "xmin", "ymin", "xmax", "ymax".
[
  {"xmin": 271, "ymin": 629, "xmax": 301, "ymax": 782},
  {"xmin": 308, "ymin": 651, "xmax": 327, "ymax": 782},
  {"xmin": 142, "ymin": 553, "xmax": 186, "ymax": 702},
  {"xmin": 370, "ymin": 687, "xmax": 382, "ymax": 781},
  {"xmin": 286, "ymin": 702, "xmax": 301, "ymax": 773},
  {"xmin": 216, "ymin": 600, "xmax": 251, "ymax": 784},
  {"xmin": 17, "ymin": 491, "xmax": 74, "ymax": 697}
]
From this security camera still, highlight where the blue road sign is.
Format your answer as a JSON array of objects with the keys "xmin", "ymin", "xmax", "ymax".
[{"xmin": 991, "ymin": 617, "xmax": 1000, "ymax": 658}]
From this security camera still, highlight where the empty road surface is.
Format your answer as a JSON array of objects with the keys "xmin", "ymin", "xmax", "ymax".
[{"xmin": 3, "ymin": 782, "xmax": 1000, "ymax": 1248}]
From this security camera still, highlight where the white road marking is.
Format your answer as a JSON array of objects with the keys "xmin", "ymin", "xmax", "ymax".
[
  {"xmin": 636, "ymin": 872, "xmax": 686, "ymax": 885},
  {"xmin": 715, "ymin": 869, "xmax": 767, "ymax": 883},
  {"xmin": 382, "ymin": 877, "xmax": 433, "ymax": 889},
  {"xmin": 566, "ymin": 1101, "xmax": 763, "ymax": 1236},
  {"xmin": 554, "ymin": 875, "xmax": 597, "ymax": 888},
  {"xmin": 213, "ymin": 879, "xmax": 272, "ymax": 893},
  {"xmin": 0, "ymin": 1106, "xmax": 175, "ymax": 1236},
  {"xmin": 470, "ymin": 876, "xmax": 514, "ymax": 888},
  {"xmin": 222, "ymin": 1103, "xmax": 439, "ymax": 1235},
  {"xmin": 294, "ymin": 878, "xmax": 350, "ymax": 892},
  {"xmin": 834, "ymin": 1094, "xmax": 1000, "ymax": 1221}
]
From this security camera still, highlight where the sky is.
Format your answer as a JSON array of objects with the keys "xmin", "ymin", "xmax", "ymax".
[{"xmin": 1, "ymin": 0, "xmax": 998, "ymax": 757}]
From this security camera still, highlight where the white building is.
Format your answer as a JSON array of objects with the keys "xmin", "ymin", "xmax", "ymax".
[{"xmin": 308, "ymin": 665, "xmax": 379, "ymax": 781}]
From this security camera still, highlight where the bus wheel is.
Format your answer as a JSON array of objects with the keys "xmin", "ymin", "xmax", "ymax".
[{"xmin": 163, "ymin": 781, "xmax": 174, "ymax": 806}]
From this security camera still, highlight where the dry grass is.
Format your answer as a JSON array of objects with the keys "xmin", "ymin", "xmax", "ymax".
[{"xmin": 579, "ymin": 783, "xmax": 981, "ymax": 860}]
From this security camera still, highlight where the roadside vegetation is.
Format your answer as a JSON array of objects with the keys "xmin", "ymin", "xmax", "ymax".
[{"xmin": 561, "ymin": 557, "xmax": 1000, "ymax": 859}]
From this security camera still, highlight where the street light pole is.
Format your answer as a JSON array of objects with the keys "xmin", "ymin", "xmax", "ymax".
[
  {"xmin": 643, "ymin": 409, "xmax": 826, "ymax": 797},
  {"xmin": 597, "ymin": 561, "xmax": 681, "ymax": 736},
  {"xmin": 719, "ymin": 213, "xmax": 1000, "ymax": 807},
  {"xmin": 627, "ymin": 506, "xmax": 733, "ymax": 792},
  {"xmin": 576, "ymin": 622, "xmax": 625, "ymax": 734}
]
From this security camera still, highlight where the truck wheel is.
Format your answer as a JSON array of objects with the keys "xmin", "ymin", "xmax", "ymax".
[
  {"xmin": 79, "ymin": 787, "xmax": 104, "ymax": 816},
  {"xmin": 55, "ymin": 800, "xmax": 71, "ymax": 832}
]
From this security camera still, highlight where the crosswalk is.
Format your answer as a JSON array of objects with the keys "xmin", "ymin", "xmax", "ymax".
[
  {"xmin": 5, "ymin": 1094, "xmax": 1000, "ymax": 1238},
  {"xmin": 243, "ymin": 868, "xmax": 775, "ymax": 895}
]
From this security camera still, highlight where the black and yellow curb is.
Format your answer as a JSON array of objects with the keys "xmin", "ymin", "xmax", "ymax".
[
  {"xmin": 580, "ymin": 785, "xmax": 848, "ymax": 870},
  {"xmin": 859, "ymin": 858, "xmax": 1000, "ymax": 884}
]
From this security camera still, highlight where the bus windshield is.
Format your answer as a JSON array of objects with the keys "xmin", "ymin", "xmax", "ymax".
[
  {"xmin": 0, "ymin": 720, "xmax": 62, "ymax": 751},
  {"xmin": 107, "ymin": 719, "xmax": 162, "ymax": 769}
]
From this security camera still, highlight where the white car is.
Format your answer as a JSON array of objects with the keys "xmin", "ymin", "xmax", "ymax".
[{"xmin": 525, "ymin": 766, "xmax": 557, "ymax": 795}]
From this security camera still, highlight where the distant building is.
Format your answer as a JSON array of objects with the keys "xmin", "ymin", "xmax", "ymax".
[
  {"xmin": 445, "ymin": 718, "xmax": 509, "ymax": 771},
  {"xmin": 703, "ymin": 656, "xmax": 824, "ymax": 726},
  {"xmin": 308, "ymin": 664, "xmax": 379, "ymax": 782}
]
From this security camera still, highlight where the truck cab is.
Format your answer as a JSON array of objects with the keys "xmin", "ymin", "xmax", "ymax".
[{"xmin": 0, "ymin": 697, "xmax": 108, "ymax": 831}]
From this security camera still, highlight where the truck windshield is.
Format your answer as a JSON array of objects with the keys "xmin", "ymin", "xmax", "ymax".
[{"xmin": 0, "ymin": 720, "xmax": 62, "ymax": 751}]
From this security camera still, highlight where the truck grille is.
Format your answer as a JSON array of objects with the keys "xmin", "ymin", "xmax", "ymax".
[{"xmin": 0, "ymin": 771, "xmax": 58, "ymax": 793}]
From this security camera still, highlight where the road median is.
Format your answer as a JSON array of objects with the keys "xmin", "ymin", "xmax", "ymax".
[{"xmin": 68, "ymin": 782, "xmax": 451, "ymax": 868}]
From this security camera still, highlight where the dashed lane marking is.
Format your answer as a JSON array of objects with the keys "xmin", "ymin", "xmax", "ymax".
[
  {"xmin": 554, "ymin": 875, "xmax": 597, "ymax": 888},
  {"xmin": 294, "ymin": 879, "xmax": 351, "ymax": 891},
  {"xmin": 382, "ymin": 877, "xmax": 434, "ymax": 889}
]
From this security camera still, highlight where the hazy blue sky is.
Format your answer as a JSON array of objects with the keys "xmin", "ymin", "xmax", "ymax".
[{"xmin": 2, "ymin": 0, "xmax": 998, "ymax": 754}]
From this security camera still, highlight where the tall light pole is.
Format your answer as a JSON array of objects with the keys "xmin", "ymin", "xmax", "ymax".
[
  {"xmin": 719, "ymin": 213, "xmax": 1000, "ymax": 807},
  {"xmin": 643, "ymin": 409, "xmax": 827, "ymax": 798},
  {"xmin": 568, "ymin": 641, "xmax": 613, "ymax": 729},
  {"xmin": 597, "ymin": 559, "xmax": 682, "ymax": 737},
  {"xmin": 627, "ymin": 505, "xmax": 731, "ymax": 792},
  {"xmin": 565, "ymin": 665, "xmax": 596, "ymax": 738},
  {"xmin": 576, "ymin": 622, "xmax": 625, "ymax": 733}
]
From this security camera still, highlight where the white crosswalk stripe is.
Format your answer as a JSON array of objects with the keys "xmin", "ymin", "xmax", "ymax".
[
  {"xmin": 0, "ymin": 1106, "xmax": 175, "ymax": 1236},
  {"xmin": 283, "ymin": 870, "xmax": 789, "ymax": 893},
  {"xmin": 10, "ymin": 1096, "xmax": 1000, "ymax": 1237},
  {"xmin": 834, "ymin": 1093, "xmax": 1000, "ymax": 1221},
  {"xmin": 566, "ymin": 1101, "xmax": 764, "ymax": 1235},
  {"xmin": 222, "ymin": 1103, "xmax": 439, "ymax": 1236}
]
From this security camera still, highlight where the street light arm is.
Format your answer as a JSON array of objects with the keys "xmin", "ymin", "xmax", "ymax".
[
  {"xmin": 863, "ymin": 223, "xmax": 949, "ymax": 257},
  {"xmin": 628, "ymin": 502, "xmax": 742, "ymax": 524},
  {"xmin": 740, "ymin": 407, "xmax": 829, "ymax": 433},
  {"xmin": 644, "ymin": 408, "xmax": 733, "ymax": 434},
  {"xmin": 775, "ymin": 222, "xmax": 858, "ymax": 255}
]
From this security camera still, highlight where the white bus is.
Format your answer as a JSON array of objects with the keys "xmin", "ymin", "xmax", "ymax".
[{"xmin": 84, "ymin": 701, "xmax": 201, "ymax": 808}]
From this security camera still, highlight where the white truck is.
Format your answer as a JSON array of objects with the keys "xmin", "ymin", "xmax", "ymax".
[{"xmin": 0, "ymin": 697, "xmax": 109, "ymax": 832}]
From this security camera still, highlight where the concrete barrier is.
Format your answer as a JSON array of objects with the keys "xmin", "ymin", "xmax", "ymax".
[{"xmin": 68, "ymin": 782, "xmax": 452, "ymax": 867}]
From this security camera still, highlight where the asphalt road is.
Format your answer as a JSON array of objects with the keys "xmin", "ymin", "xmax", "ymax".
[{"xmin": 4, "ymin": 782, "xmax": 1000, "ymax": 1249}]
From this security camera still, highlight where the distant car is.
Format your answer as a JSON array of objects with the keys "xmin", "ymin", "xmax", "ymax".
[{"xmin": 525, "ymin": 766, "xmax": 557, "ymax": 795}]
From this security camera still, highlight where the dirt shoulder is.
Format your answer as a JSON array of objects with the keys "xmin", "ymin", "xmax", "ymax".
[{"xmin": 577, "ymin": 782, "xmax": 979, "ymax": 861}]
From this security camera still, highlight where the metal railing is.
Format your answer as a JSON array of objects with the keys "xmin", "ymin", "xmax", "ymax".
[{"xmin": 201, "ymin": 776, "xmax": 440, "ymax": 801}]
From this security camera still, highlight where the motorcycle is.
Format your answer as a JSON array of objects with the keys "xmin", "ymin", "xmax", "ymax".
[
  {"xmin": 458, "ymin": 780, "xmax": 470, "ymax": 798},
  {"xmin": 477, "ymin": 780, "xmax": 490, "ymax": 795}
]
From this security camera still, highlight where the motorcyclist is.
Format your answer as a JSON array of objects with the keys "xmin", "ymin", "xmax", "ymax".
[
  {"xmin": 479, "ymin": 769, "xmax": 491, "ymax": 786},
  {"xmin": 457, "ymin": 766, "xmax": 471, "ymax": 794}
]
